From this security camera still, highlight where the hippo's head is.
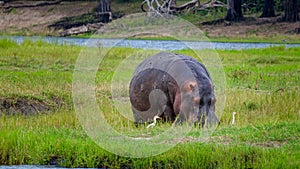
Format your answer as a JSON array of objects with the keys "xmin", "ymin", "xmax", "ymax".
[{"xmin": 178, "ymin": 79, "xmax": 219, "ymax": 127}]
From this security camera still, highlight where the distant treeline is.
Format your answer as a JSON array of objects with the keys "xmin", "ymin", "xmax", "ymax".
[{"xmin": 115, "ymin": 0, "xmax": 287, "ymax": 12}]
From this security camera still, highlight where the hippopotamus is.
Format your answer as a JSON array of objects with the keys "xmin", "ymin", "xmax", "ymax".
[{"xmin": 129, "ymin": 52, "xmax": 219, "ymax": 126}]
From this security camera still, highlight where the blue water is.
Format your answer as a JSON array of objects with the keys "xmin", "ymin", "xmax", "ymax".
[{"xmin": 1, "ymin": 36, "xmax": 300, "ymax": 50}]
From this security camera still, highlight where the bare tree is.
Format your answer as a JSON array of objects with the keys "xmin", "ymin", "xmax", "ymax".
[
  {"xmin": 282, "ymin": 0, "xmax": 299, "ymax": 22},
  {"xmin": 141, "ymin": 0, "xmax": 186, "ymax": 14},
  {"xmin": 225, "ymin": 0, "xmax": 243, "ymax": 21},
  {"xmin": 141, "ymin": 0, "xmax": 226, "ymax": 14},
  {"xmin": 170, "ymin": 0, "xmax": 176, "ymax": 6},
  {"xmin": 261, "ymin": 0, "xmax": 275, "ymax": 17}
]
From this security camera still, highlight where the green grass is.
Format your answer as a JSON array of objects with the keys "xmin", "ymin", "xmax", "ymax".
[
  {"xmin": 208, "ymin": 36, "xmax": 300, "ymax": 44},
  {"xmin": 0, "ymin": 39, "xmax": 299, "ymax": 168}
]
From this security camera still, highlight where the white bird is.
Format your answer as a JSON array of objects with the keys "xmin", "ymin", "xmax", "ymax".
[
  {"xmin": 146, "ymin": 115, "xmax": 161, "ymax": 128},
  {"xmin": 231, "ymin": 112, "xmax": 236, "ymax": 125}
]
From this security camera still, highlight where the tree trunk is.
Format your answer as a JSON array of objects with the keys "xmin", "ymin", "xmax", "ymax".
[
  {"xmin": 283, "ymin": 0, "xmax": 299, "ymax": 22},
  {"xmin": 234, "ymin": 0, "xmax": 242, "ymax": 17},
  {"xmin": 225, "ymin": 0, "xmax": 243, "ymax": 21},
  {"xmin": 261, "ymin": 0, "xmax": 275, "ymax": 17},
  {"xmin": 98, "ymin": 0, "xmax": 110, "ymax": 12},
  {"xmin": 96, "ymin": 0, "xmax": 112, "ymax": 23}
]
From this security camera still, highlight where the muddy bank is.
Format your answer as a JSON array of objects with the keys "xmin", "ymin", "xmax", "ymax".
[{"xmin": 0, "ymin": 97, "xmax": 64, "ymax": 115}]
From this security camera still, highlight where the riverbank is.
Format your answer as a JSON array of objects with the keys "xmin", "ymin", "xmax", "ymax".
[
  {"xmin": 0, "ymin": 39, "xmax": 299, "ymax": 168},
  {"xmin": 1, "ymin": 1, "xmax": 300, "ymax": 43}
]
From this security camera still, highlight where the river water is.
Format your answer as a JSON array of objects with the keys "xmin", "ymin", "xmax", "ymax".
[{"xmin": 1, "ymin": 36, "xmax": 300, "ymax": 50}]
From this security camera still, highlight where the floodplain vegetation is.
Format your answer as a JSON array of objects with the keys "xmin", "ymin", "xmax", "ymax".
[{"xmin": 0, "ymin": 39, "xmax": 299, "ymax": 168}]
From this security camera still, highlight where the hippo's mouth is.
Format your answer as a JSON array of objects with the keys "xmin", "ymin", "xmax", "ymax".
[{"xmin": 190, "ymin": 105, "xmax": 201, "ymax": 123}]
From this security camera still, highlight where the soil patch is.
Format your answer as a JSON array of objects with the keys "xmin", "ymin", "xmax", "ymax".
[
  {"xmin": 0, "ymin": 1, "xmax": 98, "ymax": 35},
  {"xmin": 0, "ymin": 97, "xmax": 63, "ymax": 115}
]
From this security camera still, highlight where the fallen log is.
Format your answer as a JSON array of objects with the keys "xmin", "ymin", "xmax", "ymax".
[
  {"xmin": 170, "ymin": 0, "xmax": 199, "ymax": 11},
  {"xmin": 59, "ymin": 25, "xmax": 88, "ymax": 37},
  {"xmin": 59, "ymin": 22, "xmax": 104, "ymax": 37},
  {"xmin": 197, "ymin": 0, "xmax": 226, "ymax": 10}
]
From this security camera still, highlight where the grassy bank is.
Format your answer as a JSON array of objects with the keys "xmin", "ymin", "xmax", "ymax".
[
  {"xmin": 0, "ymin": 39, "xmax": 299, "ymax": 168},
  {"xmin": 208, "ymin": 36, "xmax": 300, "ymax": 44},
  {"xmin": 73, "ymin": 33, "xmax": 300, "ymax": 44}
]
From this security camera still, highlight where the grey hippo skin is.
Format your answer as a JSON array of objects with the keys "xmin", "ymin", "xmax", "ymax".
[{"xmin": 129, "ymin": 52, "xmax": 219, "ymax": 126}]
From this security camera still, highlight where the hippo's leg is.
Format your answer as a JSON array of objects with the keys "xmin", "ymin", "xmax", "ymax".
[
  {"xmin": 201, "ymin": 113, "xmax": 206, "ymax": 127},
  {"xmin": 162, "ymin": 104, "xmax": 176, "ymax": 122},
  {"xmin": 175, "ymin": 112, "xmax": 190, "ymax": 124},
  {"xmin": 132, "ymin": 108, "xmax": 141, "ymax": 127},
  {"xmin": 132, "ymin": 107, "xmax": 150, "ymax": 127}
]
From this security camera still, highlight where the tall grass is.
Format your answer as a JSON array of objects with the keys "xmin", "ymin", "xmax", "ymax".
[{"xmin": 0, "ymin": 39, "xmax": 299, "ymax": 168}]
